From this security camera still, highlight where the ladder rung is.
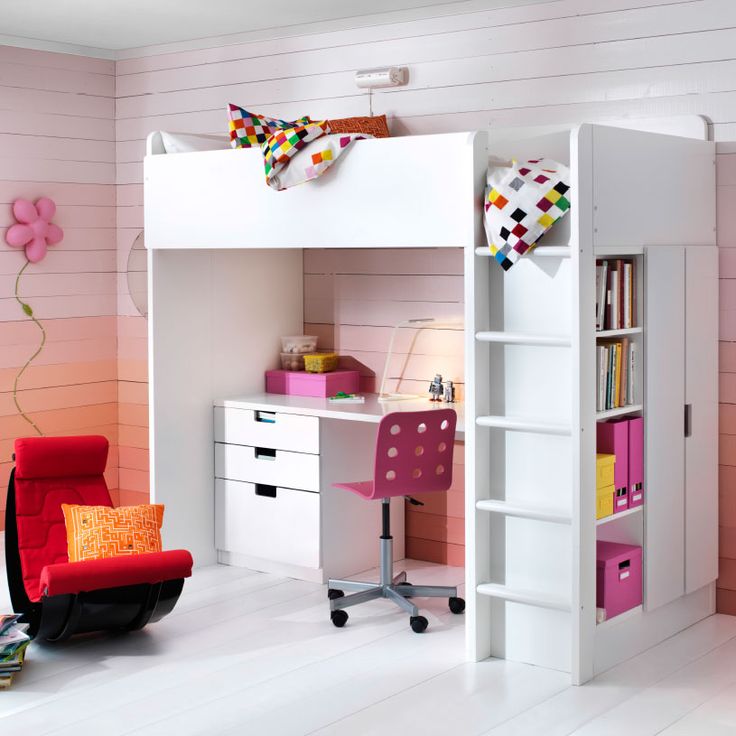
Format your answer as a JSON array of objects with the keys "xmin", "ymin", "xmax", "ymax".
[
  {"xmin": 476, "ymin": 500, "xmax": 572, "ymax": 525},
  {"xmin": 476, "ymin": 583, "xmax": 571, "ymax": 612},
  {"xmin": 475, "ymin": 331, "xmax": 571, "ymax": 347},
  {"xmin": 476, "ymin": 416, "xmax": 571, "ymax": 435},
  {"xmin": 475, "ymin": 246, "xmax": 571, "ymax": 258}
]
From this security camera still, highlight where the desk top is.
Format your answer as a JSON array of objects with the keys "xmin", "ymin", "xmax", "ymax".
[{"xmin": 215, "ymin": 393, "xmax": 465, "ymax": 439}]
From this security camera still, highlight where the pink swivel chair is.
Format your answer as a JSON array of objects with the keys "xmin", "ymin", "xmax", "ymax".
[{"xmin": 328, "ymin": 409, "xmax": 465, "ymax": 633}]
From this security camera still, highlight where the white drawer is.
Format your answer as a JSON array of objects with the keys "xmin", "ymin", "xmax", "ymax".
[
  {"xmin": 215, "ymin": 442, "xmax": 320, "ymax": 492},
  {"xmin": 214, "ymin": 406, "xmax": 319, "ymax": 454},
  {"xmin": 215, "ymin": 479, "xmax": 320, "ymax": 568}
]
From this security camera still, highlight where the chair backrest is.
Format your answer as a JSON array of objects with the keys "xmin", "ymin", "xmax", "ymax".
[
  {"xmin": 11, "ymin": 435, "xmax": 112, "ymax": 601},
  {"xmin": 373, "ymin": 409, "xmax": 456, "ymax": 499}
]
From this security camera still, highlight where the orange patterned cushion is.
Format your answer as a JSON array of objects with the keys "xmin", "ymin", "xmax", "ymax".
[
  {"xmin": 326, "ymin": 115, "xmax": 390, "ymax": 138},
  {"xmin": 61, "ymin": 504, "xmax": 164, "ymax": 562}
]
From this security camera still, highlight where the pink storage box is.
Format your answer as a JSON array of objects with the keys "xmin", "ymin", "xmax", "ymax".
[
  {"xmin": 596, "ymin": 540, "xmax": 642, "ymax": 619},
  {"xmin": 597, "ymin": 419, "xmax": 629, "ymax": 513},
  {"xmin": 265, "ymin": 369, "xmax": 360, "ymax": 398},
  {"xmin": 628, "ymin": 417, "xmax": 644, "ymax": 508}
]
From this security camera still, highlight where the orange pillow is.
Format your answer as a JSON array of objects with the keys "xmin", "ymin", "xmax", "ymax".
[
  {"xmin": 61, "ymin": 504, "xmax": 164, "ymax": 562},
  {"xmin": 327, "ymin": 115, "xmax": 390, "ymax": 138}
]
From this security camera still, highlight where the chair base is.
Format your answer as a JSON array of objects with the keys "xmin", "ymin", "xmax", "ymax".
[
  {"xmin": 328, "ymin": 571, "xmax": 459, "ymax": 619},
  {"xmin": 327, "ymin": 499, "xmax": 464, "ymax": 631}
]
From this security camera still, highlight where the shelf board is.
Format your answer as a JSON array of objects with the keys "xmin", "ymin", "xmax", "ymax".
[
  {"xmin": 596, "ymin": 327, "xmax": 642, "ymax": 338},
  {"xmin": 597, "ymin": 604, "xmax": 643, "ymax": 629},
  {"xmin": 596, "ymin": 404, "xmax": 643, "ymax": 420},
  {"xmin": 594, "ymin": 246, "xmax": 644, "ymax": 256},
  {"xmin": 596, "ymin": 505, "xmax": 643, "ymax": 526}
]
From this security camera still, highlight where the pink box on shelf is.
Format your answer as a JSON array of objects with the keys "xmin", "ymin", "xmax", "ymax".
[
  {"xmin": 596, "ymin": 540, "xmax": 642, "ymax": 619},
  {"xmin": 628, "ymin": 417, "xmax": 644, "ymax": 508},
  {"xmin": 597, "ymin": 419, "xmax": 629, "ymax": 513},
  {"xmin": 265, "ymin": 369, "xmax": 360, "ymax": 398}
]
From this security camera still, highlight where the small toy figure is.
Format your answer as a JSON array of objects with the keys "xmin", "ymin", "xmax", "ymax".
[
  {"xmin": 443, "ymin": 380, "xmax": 456, "ymax": 403},
  {"xmin": 429, "ymin": 374, "xmax": 444, "ymax": 402}
]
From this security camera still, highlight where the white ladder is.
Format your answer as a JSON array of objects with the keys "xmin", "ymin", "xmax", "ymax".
[{"xmin": 466, "ymin": 180, "xmax": 594, "ymax": 683}]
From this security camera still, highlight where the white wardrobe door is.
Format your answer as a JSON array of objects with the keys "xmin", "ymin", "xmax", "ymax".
[
  {"xmin": 685, "ymin": 246, "xmax": 719, "ymax": 594},
  {"xmin": 645, "ymin": 246, "xmax": 686, "ymax": 611}
]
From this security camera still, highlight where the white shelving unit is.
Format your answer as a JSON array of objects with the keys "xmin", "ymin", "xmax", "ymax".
[{"xmin": 465, "ymin": 122, "xmax": 717, "ymax": 684}]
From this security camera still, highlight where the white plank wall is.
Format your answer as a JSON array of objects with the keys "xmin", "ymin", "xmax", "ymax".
[
  {"xmin": 113, "ymin": 0, "xmax": 736, "ymax": 601},
  {"xmin": 0, "ymin": 47, "xmax": 118, "ymax": 523}
]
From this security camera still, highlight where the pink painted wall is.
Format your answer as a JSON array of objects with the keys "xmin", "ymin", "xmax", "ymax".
[
  {"xmin": 303, "ymin": 248, "xmax": 465, "ymax": 564},
  {"xmin": 0, "ymin": 46, "xmax": 118, "ymax": 527}
]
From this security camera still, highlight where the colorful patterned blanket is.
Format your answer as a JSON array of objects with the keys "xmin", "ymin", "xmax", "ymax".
[
  {"xmin": 484, "ymin": 158, "xmax": 571, "ymax": 270},
  {"xmin": 227, "ymin": 104, "xmax": 367, "ymax": 190}
]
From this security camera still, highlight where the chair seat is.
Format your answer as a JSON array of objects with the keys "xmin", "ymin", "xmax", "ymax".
[
  {"xmin": 333, "ymin": 480, "xmax": 374, "ymax": 499},
  {"xmin": 37, "ymin": 549, "xmax": 194, "ymax": 601}
]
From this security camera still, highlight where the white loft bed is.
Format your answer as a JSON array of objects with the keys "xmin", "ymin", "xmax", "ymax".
[{"xmin": 144, "ymin": 121, "xmax": 716, "ymax": 685}]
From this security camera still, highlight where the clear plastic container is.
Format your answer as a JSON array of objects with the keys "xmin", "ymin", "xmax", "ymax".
[
  {"xmin": 280, "ymin": 352, "xmax": 305, "ymax": 371},
  {"xmin": 280, "ymin": 335, "xmax": 318, "ymax": 354}
]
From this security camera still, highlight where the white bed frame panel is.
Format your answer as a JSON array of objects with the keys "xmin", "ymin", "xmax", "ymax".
[
  {"xmin": 145, "ymin": 119, "xmax": 717, "ymax": 684},
  {"xmin": 144, "ymin": 132, "xmax": 484, "ymax": 250},
  {"xmin": 148, "ymin": 248, "xmax": 303, "ymax": 564}
]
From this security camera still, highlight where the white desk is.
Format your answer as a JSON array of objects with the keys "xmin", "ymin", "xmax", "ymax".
[
  {"xmin": 213, "ymin": 393, "xmax": 463, "ymax": 583},
  {"xmin": 216, "ymin": 393, "xmax": 465, "ymax": 438}
]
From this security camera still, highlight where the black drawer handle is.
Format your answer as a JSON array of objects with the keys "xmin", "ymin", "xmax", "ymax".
[
  {"xmin": 255, "ymin": 484, "xmax": 277, "ymax": 498},
  {"xmin": 254, "ymin": 447, "xmax": 276, "ymax": 460},
  {"xmin": 255, "ymin": 411, "xmax": 276, "ymax": 424}
]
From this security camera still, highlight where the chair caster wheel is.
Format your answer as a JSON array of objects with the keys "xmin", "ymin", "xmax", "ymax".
[
  {"xmin": 328, "ymin": 588, "xmax": 344, "ymax": 600},
  {"xmin": 331, "ymin": 610, "xmax": 348, "ymax": 628},
  {"xmin": 410, "ymin": 615, "xmax": 428, "ymax": 633},
  {"xmin": 449, "ymin": 597, "xmax": 465, "ymax": 614}
]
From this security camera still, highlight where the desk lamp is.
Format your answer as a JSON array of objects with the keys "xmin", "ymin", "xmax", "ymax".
[{"xmin": 377, "ymin": 318, "xmax": 435, "ymax": 402}]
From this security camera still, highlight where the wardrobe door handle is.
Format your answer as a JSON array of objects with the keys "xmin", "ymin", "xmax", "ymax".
[{"xmin": 684, "ymin": 404, "xmax": 692, "ymax": 438}]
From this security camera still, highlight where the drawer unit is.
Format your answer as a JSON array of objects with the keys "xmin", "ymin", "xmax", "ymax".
[
  {"xmin": 214, "ymin": 406, "xmax": 319, "ymax": 454},
  {"xmin": 215, "ymin": 441, "xmax": 320, "ymax": 492},
  {"xmin": 215, "ymin": 479, "xmax": 320, "ymax": 568}
]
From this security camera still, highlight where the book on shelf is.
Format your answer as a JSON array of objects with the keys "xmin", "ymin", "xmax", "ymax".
[
  {"xmin": 597, "ymin": 339, "xmax": 638, "ymax": 411},
  {"xmin": 596, "ymin": 258, "xmax": 636, "ymax": 331}
]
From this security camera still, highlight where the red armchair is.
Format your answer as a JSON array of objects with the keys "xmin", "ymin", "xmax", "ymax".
[{"xmin": 4, "ymin": 435, "xmax": 193, "ymax": 641}]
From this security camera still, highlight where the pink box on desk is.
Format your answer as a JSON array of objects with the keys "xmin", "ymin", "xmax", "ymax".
[
  {"xmin": 628, "ymin": 417, "xmax": 644, "ymax": 508},
  {"xmin": 265, "ymin": 369, "xmax": 360, "ymax": 398},
  {"xmin": 597, "ymin": 540, "xmax": 642, "ymax": 619},
  {"xmin": 597, "ymin": 419, "xmax": 629, "ymax": 513}
]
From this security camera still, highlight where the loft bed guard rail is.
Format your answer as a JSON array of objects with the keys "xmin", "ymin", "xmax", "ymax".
[{"xmin": 144, "ymin": 131, "xmax": 488, "ymax": 251}]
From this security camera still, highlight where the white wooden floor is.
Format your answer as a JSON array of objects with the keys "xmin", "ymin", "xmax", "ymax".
[{"xmin": 1, "ymin": 551, "xmax": 736, "ymax": 735}]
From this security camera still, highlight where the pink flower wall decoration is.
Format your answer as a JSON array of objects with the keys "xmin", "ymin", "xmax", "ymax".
[{"xmin": 5, "ymin": 197, "xmax": 64, "ymax": 263}]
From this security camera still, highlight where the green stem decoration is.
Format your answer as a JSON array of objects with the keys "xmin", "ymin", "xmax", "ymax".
[{"xmin": 13, "ymin": 259, "xmax": 45, "ymax": 436}]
